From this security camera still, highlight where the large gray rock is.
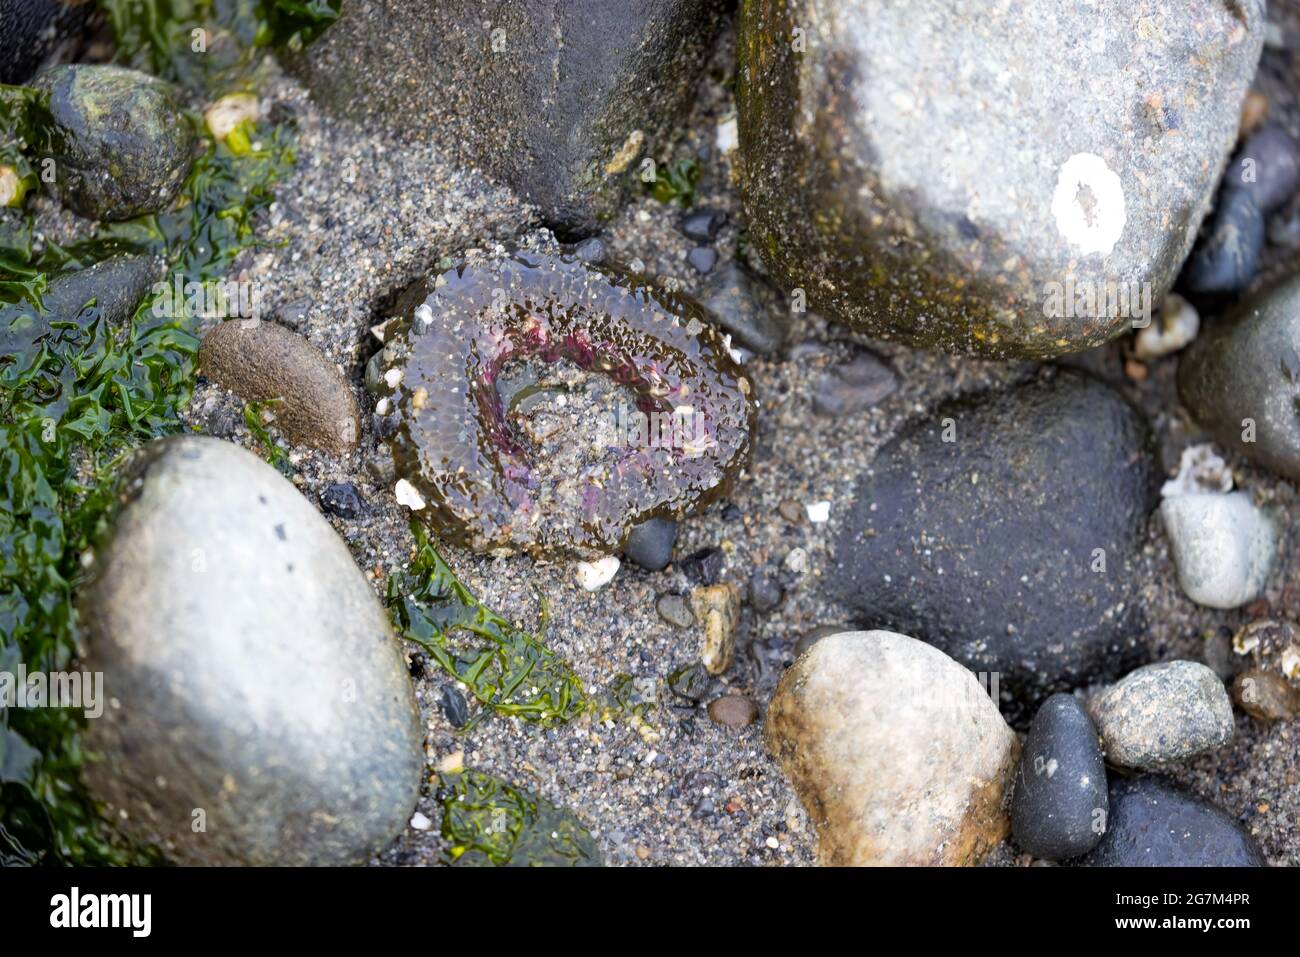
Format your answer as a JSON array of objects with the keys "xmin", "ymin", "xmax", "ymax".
[
  {"xmin": 830, "ymin": 371, "xmax": 1160, "ymax": 721},
  {"xmin": 1179, "ymin": 273, "xmax": 1300, "ymax": 481},
  {"xmin": 766, "ymin": 630, "xmax": 1018, "ymax": 866},
  {"xmin": 31, "ymin": 65, "xmax": 195, "ymax": 221},
  {"xmin": 82, "ymin": 436, "xmax": 423, "ymax": 865},
  {"xmin": 737, "ymin": 0, "xmax": 1264, "ymax": 358},
  {"xmin": 291, "ymin": 0, "xmax": 723, "ymax": 236}
]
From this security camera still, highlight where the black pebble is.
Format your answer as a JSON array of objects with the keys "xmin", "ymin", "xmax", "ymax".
[
  {"xmin": 680, "ymin": 208, "xmax": 726, "ymax": 243},
  {"xmin": 1183, "ymin": 187, "xmax": 1265, "ymax": 295},
  {"xmin": 623, "ymin": 516, "xmax": 678, "ymax": 571},
  {"xmin": 687, "ymin": 246, "xmax": 718, "ymax": 275},
  {"xmin": 319, "ymin": 482, "xmax": 366, "ymax": 519},
  {"xmin": 1011, "ymin": 693, "xmax": 1107, "ymax": 861},
  {"xmin": 439, "ymin": 685, "xmax": 470, "ymax": 729},
  {"xmin": 681, "ymin": 547, "xmax": 724, "ymax": 585},
  {"xmin": 1079, "ymin": 776, "xmax": 1264, "ymax": 867}
]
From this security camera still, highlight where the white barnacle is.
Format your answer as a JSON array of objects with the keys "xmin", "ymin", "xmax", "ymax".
[{"xmin": 1051, "ymin": 152, "xmax": 1126, "ymax": 257}]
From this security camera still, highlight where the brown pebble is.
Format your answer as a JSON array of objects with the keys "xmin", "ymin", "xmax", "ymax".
[
  {"xmin": 1240, "ymin": 90, "xmax": 1269, "ymax": 138},
  {"xmin": 1232, "ymin": 669, "xmax": 1299, "ymax": 722},
  {"xmin": 707, "ymin": 694, "xmax": 758, "ymax": 728},
  {"xmin": 1123, "ymin": 358, "xmax": 1147, "ymax": 381},
  {"xmin": 199, "ymin": 320, "xmax": 361, "ymax": 453},
  {"xmin": 778, "ymin": 499, "xmax": 805, "ymax": 524}
]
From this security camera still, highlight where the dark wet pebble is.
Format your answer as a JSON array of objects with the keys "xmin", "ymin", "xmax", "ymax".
[
  {"xmin": 830, "ymin": 370, "xmax": 1159, "ymax": 721},
  {"xmin": 698, "ymin": 261, "xmax": 788, "ymax": 355},
  {"xmin": 623, "ymin": 516, "xmax": 678, "ymax": 571},
  {"xmin": 655, "ymin": 593, "xmax": 695, "ymax": 629},
  {"xmin": 1011, "ymin": 694, "xmax": 1107, "ymax": 861},
  {"xmin": 681, "ymin": 547, "xmax": 724, "ymax": 585},
  {"xmin": 812, "ymin": 350, "xmax": 899, "ymax": 417},
  {"xmin": 320, "ymin": 482, "xmax": 366, "ymax": 519},
  {"xmin": 668, "ymin": 662, "xmax": 712, "ymax": 702},
  {"xmin": 274, "ymin": 297, "xmax": 314, "ymax": 331},
  {"xmin": 680, "ymin": 207, "xmax": 726, "ymax": 242},
  {"xmin": 687, "ymin": 246, "xmax": 718, "ymax": 275},
  {"xmin": 721, "ymin": 502, "xmax": 742, "ymax": 522},
  {"xmin": 1079, "ymin": 776, "xmax": 1264, "ymax": 867},
  {"xmin": 1181, "ymin": 187, "xmax": 1265, "ymax": 295},
  {"xmin": 207, "ymin": 409, "xmax": 239, "ymax": 439},
  {"xmin": 748, "ymin": 570, "xmax": 783, "ymax": 613},
  {"xmin": 707, "ymin": 694, "xmax": 758, "ymax": 728},
  {"xmin": 1225, "ymin": 124, "xmax": 1300, "ymax": 214},
  {"xmin": 439, "ymin": 684, "xmax": 470, "ymax": 729}
]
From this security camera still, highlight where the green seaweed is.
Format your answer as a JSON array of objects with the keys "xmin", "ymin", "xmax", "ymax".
[
  {"xmin": 387, "ymin": 523, "xmax": 588, "ymax": 726},
  {"xmin": 99, "ymin": 0, "xmax": 341, "ymax": 91},
  {"xmin": 0, "ymin": 96, "xmax": 294, "ymax": 863},
  {"xmin": 646, "ymin": 156, "xmax": 700, "ymax": 207},
  {"xmin": 241, "ymin": 399, "xmax": 291, "ymax": 474},
  {"xmin": 436, "ymin": 769, "xmax": 600, "ymax": 867}
]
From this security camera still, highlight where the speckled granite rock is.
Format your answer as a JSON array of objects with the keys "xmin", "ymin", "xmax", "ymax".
[
  {"xmin": 1011, "ymin": 694, "xmax": 1107, "ymax": 861},
  {"xmin": 1089, "ymin": 661, "xmax": 1234, "ymax": 769},
  {"xmin": 830, "ymin": 371, "xmax": 1160, "ymax": 720},
  {"xmin": 766, "ymin": 630, "xmax": 1018, "ymax": 866},
  {"xmin": 82, "ymin": 437, "xmax": 423, "ymax": 865},
  {"xmin": 736, "ymin": 0, "xmax": 1263, "ymax": 357},
  {"xmin": 31, "ymin": 64, "xmax": 194, "ymax": 221},
  {"xmin": 290, "ymin": 0, "xmax": 723, "ymax": 235},
  {"xmin": 199, "ymin": 320, "xmax": 362, "ymax": 454},
  {"xmin": 1180, "ymin": 272, "xmax": 1300, "ymax": 480},
  {"xmin": 1080, "ymin": 776, "xmax": 1264, "ymax": 866}
]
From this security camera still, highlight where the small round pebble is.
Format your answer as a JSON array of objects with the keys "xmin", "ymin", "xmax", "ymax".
[
  {"xmin": 656, "ymin": 593, "xmax": 695, "ymax": 629},
  {"xmin": 680, "ymin": 208, "xmax": 726, "ymax": 242},
  {"xmin": 707, "ymin": 694, "xmax": 758, "ymax": 728},
  {"xmin": 1231, "ymin": 669, "xmax": 1299, "ymax": 722},
  {"xmin": 623, "ymin": 516, "xmax": 678, "ymax": 571},
  {"xmin": 687, "ymin": 246, "xmax": 718, "ymax": 275},
  {"xmin": 1089, "ymin": 660, "xmax": 1234, "ymax": 769},
  {"xmin": 320, "ymin": 482, "xmax": 366, "ymax": 519}
]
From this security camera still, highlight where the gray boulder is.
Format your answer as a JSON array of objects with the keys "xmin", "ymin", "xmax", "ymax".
[
  {"xmin": 82, "ymin": 436, "xmax": 423, "ymax": 865},
  {"xmin": 290, "ymin": 0, "xmax": 723, "ymax": 236},
  {"xmin": 737, "ymin": 0, "xmax": 1264, "ymax": 357}
]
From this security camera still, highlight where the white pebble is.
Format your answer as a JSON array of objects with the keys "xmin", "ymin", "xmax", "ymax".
[
  {"xmin": 716, "ymin": 116, "xmax": 739, "ymax": 154},
  {"xmin": 806, "ymin": 501, "xmax": 831, "ymax": 523},
  {"xmin": 575, "ymin": 556, "xmax": 620, "ymax": 591},
  {"xmin": 394, "ymin": 479, "xmax": 426, "ymax": 511},
  {"xmin": 383, "ymin": 367, "xmax": 403, "ymax": 388},
  {"xmin": 409, "ymin": 811, "xmax": 432, "ymax": 831},
  {"xmin": 784, "ymin": 547, "xmax": 809, "ymax": 574},
  {"xmin": 1134, "ymin": 294, "xmax": 1199, "ymax": 360}
]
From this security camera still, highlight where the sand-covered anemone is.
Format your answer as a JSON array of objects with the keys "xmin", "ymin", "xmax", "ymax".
[{"xmin": 372, "ymin": 247, "xmax": 756, "ymax": 556}]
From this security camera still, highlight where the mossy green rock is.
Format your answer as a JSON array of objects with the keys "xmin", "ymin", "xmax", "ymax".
[
  {"xmin": 32, "ymin": 64, "xmax": 194, "ymax": 221},
  {"xmin": 736, "ymin": 0, "xmax": 1263, "ymax": 358},
  {"xmin": 290, "ymin": 0, "xmax": 722, "ymax": 236},
  {"xmin": 829, "ymin": 371, "xmax": 1160, "ymax": 721},
  {"xmin": 1179, "ymin": 272, "xmax": 1300, "ymax": 481}
]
